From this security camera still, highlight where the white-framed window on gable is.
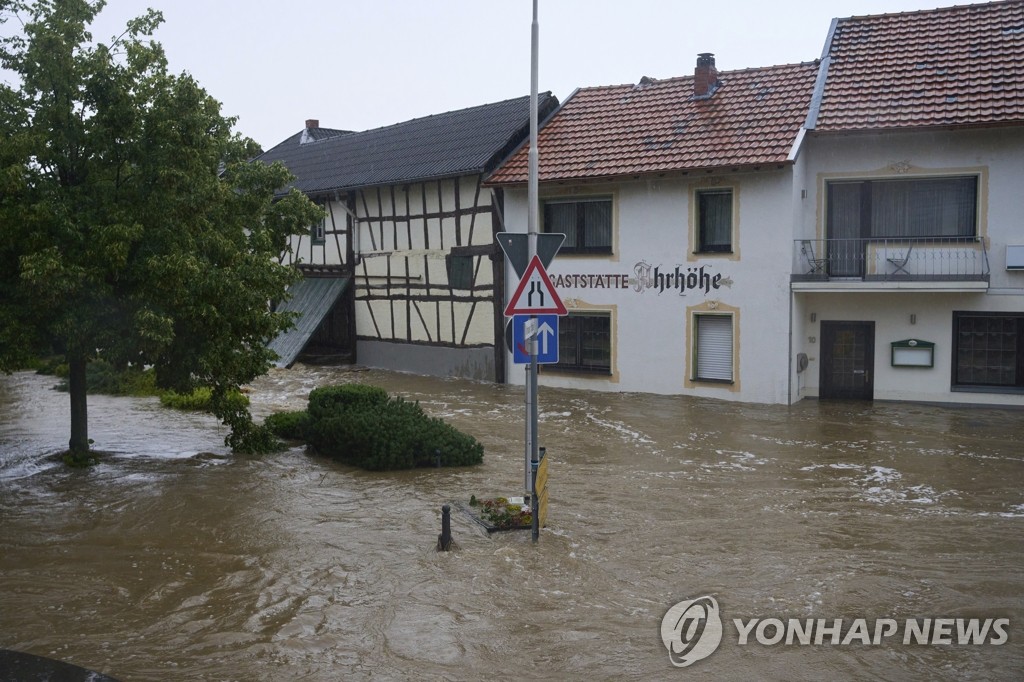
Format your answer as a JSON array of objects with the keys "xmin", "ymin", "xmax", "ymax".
[
  {"xmin": 312, "ymin": 201, "xmax": 327, "ymax": 245},
  {"xmin": 693, "ymin": 313, "xmax": 734, "ymax": 382},
  {"xmin": 542, "ymin": 196, "xmax": 613, "ymax": 255}
]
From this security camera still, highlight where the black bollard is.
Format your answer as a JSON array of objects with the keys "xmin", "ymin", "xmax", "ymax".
[{"xmin": 437, "ymin": 504, "xmax": 452, "ymax": 551}]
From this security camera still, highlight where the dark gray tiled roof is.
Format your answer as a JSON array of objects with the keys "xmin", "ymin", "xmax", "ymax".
[{"xmin": 256, "ymin": 93, "xmax": 557, "ymax": 196}]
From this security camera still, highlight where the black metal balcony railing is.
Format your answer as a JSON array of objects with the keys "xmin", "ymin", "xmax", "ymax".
[{"xmin": 792, "ymin": 237, "xmax": 990, "ymax": 282}]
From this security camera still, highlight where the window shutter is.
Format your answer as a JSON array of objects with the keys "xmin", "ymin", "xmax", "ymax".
[
  {"xmin": 446, "ymin": 254, "xmax": 474, "ymax": 290},
  {"xmin": 696, "ymin": 315, "xmax": 733, "ymax": 381}
]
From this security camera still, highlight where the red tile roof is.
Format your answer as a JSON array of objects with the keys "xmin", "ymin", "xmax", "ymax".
[
  {"xmin": 814, "ymin": 0, "xmax": 1024, "ymax": 132},
  {"xmin": 487, "ymin": 62, "xmax": 820, "ymax": 185}
]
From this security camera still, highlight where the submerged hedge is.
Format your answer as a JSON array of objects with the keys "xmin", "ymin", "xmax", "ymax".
[{"xmin": 265, "ymin": 384, "xmax": 484, "ymax": 470}]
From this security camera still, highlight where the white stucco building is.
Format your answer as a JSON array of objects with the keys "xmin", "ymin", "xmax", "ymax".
[{"xmin": 488, "ymin": 1, "xmax": 1024, "ymax": 407}]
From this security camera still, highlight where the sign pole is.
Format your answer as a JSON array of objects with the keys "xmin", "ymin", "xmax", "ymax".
[{"xmin": 525, "ymin": 0, "xmax": 540, "ymax": 503}]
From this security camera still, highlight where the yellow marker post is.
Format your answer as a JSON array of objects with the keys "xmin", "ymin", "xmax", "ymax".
[{"xmin": 531, "ymin": 448, "xmax": 549, "ymax": 540}]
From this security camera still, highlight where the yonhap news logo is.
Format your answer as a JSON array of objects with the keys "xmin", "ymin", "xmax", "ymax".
[
  {"xmin": 732, "ymin": 616, "xmax": 1009, "ymax": 647},
  {"xmin": 661, "ymin": 596, "xmax": 1009, "ymax": 669},
  {"xmin": 659, "ymin": 596, "xmax": 723, "ymax": 667}
]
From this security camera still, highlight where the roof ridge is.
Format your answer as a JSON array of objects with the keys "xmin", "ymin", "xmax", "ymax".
[
  {"xmin": 355, "ymin": 92, "xmax": 550, "ymax": 135},
  {"xmin": 837, "ymin": 0, "xmax": 1021, "ymax": 24},
  {"xmin": 579, "ymin": 60, "xmax": 822, "ymax": 93}
]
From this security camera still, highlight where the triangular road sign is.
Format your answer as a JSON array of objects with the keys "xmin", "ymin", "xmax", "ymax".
[
  {"xmin": 496, "ymin": 232, "xmax": 565, "ymax": 279},
  {"xmin": 504, "ymin": 255, "xmax": 567, "ymax": 316}
]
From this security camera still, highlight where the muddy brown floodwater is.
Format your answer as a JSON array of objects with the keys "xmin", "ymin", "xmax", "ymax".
[{"xmin": 1, "ymin": 365, "xmax": 1022, "ymax": 681}]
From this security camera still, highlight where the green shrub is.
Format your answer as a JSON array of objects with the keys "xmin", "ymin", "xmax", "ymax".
[
  {"xmin": 264, "ymin": 410, "xmax": 311, "ymax": 440},
  {"xmin": 160, "ymin": 386, "xmax": 249, "ymax": 411},
  {"xmin": 307, "ymin": 384, "xmax": 389, "ymax": 420},
  {"xmin": 303, "ymin": 385, "xmax": 483, "ymax": 470},
  {"xmin": 31, "ymin": 356, "xmax": 66, "ymax": 375},
  {"xmin": 53, "ymin": 360, "xmax": 158, "ymax": 396}
]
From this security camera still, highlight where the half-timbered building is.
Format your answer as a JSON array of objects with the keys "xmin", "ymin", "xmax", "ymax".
[{"xmin": 257, "ymin": 94, "xmax": 558, "ymax": 380}]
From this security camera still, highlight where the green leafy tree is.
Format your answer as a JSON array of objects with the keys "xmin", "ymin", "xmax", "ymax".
[{"xmin": 0, "ymin": 0, "xmax": 322, "ymax": 456}]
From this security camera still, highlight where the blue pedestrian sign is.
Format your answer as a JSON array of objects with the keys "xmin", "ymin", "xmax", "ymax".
[{"xmin": 512, "ymin": 315, "xmax": 559, "ymax": 364}]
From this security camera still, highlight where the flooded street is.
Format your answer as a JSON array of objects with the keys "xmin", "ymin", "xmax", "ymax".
[{"xmin": 1, "ymin": 366, "xmax": 1022, "ymax": 680}]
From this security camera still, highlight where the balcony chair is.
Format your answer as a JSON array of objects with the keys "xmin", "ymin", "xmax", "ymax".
[
  {"xmin": 886, "ymin": 244, "xmax": 914, "ymax": 276},
  {"xmin": 800, "ymin": 240, "xmax": 827, "ymax": 276}
]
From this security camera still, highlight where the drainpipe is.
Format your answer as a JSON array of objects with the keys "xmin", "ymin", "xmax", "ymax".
[{"xmin": 788, "ymin": 286, "xmax": 794, "ymax": 404}]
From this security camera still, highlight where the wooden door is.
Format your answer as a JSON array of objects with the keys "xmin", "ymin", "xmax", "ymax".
[{"xmin": 820, "ymin": 321, "xmax": 875, "ymax": 400}]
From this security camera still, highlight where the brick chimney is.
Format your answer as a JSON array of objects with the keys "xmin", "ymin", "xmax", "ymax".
[
  {"xmin": 305, "ymin": 118, "xmax": 319, "ymax": 129},
  {"xmin": 694, "ymin": 53, "xmax": 718, "ymax": 98}
]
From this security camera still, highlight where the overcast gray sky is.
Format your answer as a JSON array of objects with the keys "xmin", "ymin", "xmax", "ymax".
[{"xmin": 6, "ymin": 0, "xmax": 997, "ymax": 149}]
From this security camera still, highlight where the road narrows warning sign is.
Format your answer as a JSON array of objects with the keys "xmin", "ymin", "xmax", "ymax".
[{"xmin": 504, "ymin": 255, "xmax": 567, "ymax": 317}]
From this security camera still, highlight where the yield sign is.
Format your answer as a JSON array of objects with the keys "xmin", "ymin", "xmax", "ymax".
[
  {"xmin": 496, "ymin": 232, "xmax": 565, "ymax": 279},
  {"xmin": 504, "ymin": 255, "xmax": 567, "ymax": 316}
]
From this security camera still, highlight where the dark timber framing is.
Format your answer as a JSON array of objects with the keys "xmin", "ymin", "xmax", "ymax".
[
  {"xmin": 256, "ymin": 94, "xmax": 558, "ymax": 381},
  {"xmin": 349, "ymin": 177, "xmax": 497, "ymax": 354},
  {"xmin": 276, "ymin": 175, "xmax": 504, "ymax": 378}
]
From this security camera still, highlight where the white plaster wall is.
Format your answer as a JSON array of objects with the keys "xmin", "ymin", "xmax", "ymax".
[
  {"xmin": 503, "ymin": 169, "xmax": 796, "ymax": 404},
  {"xmin": 789, "ymin": 139, "xmax": 812, "ymax": 403},
  {"xmin": 795, "ymin": 292, "xmax": 1024, "ymax": 407},
  {"xmin": 795, "ymin": 127, "xmax": 1024, "ymax": 407},
  {"xmin": 799, "ymin": 127, "xmax": 1024, "ymax": 290}
]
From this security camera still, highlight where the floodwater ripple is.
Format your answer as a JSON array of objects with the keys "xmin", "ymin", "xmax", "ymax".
[{"xmin": 0, "ymin": 366, "xmax": 1021, "ymax": 680}]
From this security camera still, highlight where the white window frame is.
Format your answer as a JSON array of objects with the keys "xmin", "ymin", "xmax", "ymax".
[{"xmin": 312, "ymin": 215, "xmax": 326, "ymax": 244}]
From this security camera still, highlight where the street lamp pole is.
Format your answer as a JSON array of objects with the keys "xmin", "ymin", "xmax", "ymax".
[{"xmin": 525, "ymin": 0, "xmax": 540, "ymax": 498}]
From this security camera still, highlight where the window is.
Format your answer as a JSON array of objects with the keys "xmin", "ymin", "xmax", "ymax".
[
  {"xmin": 693, "ymin": 314, "xmax": 733, "ymax": 382},
  {"xmin": 554, "ymin": 313, "xmax": 611, "ymax": 374},
  {"xmin": 696, "ymin": 189, "xmax": 733, "ymax": 253},
  {"xmin": 312, "ymin": 216, "xmax": 326, "ymax": 245},
  {"xmin": 542, "ymin": 197, "xmax": 612, "ymax": 254},
  {"xmin": 827, "ymin": 176, "xmax": 977, "ymax": 240},
  {"xmin": 311, "ymin": 200, "xmax": 327, "ymax": 244},
  {"xmin": 953, "ymin": 312, "xmax": 1024, "ymax": 391}
]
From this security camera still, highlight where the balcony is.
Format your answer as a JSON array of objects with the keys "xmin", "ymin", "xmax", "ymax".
[{"xmin": 791, "ymin": 237, "xmax": 990, "ymax": 292}]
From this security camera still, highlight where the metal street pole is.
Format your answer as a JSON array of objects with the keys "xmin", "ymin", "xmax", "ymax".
[{"xmin": 525, "ymin": 0, "xmax": 540, "ymax": 499}]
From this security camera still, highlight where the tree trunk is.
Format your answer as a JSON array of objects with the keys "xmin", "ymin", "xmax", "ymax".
[{"xmin": 68, "ymin": 355, "xmax": 89, "ymax": 453}]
